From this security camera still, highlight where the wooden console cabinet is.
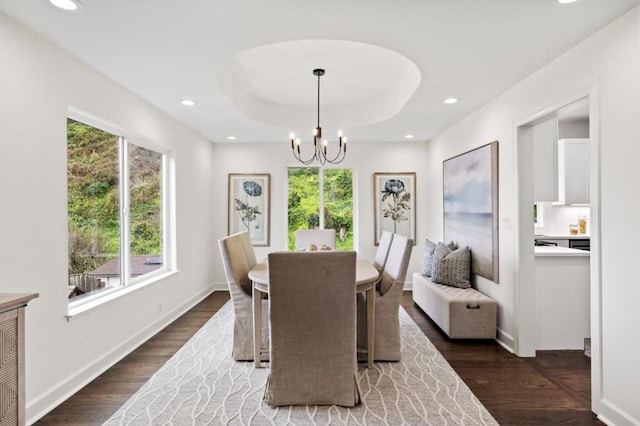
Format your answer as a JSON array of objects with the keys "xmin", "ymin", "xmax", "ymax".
[{"xmin": 0, "ymin": 293, "xmax": 38, "ymax": 426}]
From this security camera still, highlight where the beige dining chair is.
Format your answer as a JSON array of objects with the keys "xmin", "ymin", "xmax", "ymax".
[
  {"xmin": 239, "ymin": 229, "xmax": 257, "ymax": 269},
  {"xmin": 265, "ymin": 251, "xmax": 360, "ymax": 407},
  {"xmin": 373, "ymin": 230, "xmax": 394, "ymax": 272},
  {"xmin": 218, "ymin": 231, "xmax": 268, "ymax": 361},
  {"xmin": 358, "ymin": 233, "xmax": 413, "ymax": 361},
  {"xmin": 294, "ymin": 228, "xmax": 336, "ymax": 250}
]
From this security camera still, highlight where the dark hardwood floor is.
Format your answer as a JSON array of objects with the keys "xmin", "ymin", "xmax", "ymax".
[
  {"xmin": 401, "ymin": 296, "xmax": 600, "ymax": 425},
  {"xmin": 36, "ymin": 291, "xmax": 599, "ymax": 425}
]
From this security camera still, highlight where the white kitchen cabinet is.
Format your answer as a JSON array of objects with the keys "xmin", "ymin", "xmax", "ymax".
[
  {"xmin": 558, "ymin": 138, "xmax": 590, "ymax": 204},
  {"xmin": 533, "ymin": 116, "xmax": 559, "ymax": 202},
  {"xmin": 535, "ymin": 254, "xmax": 590, "ymax": 350}
]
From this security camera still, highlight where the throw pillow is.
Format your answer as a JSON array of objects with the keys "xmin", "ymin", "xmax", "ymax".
[
  {"xmin": 431, "ymin": 242, "xmax": 471, "ymax": 288},
  {"xmin": 422, "ymin": 239, "xmax": 457, "ymax": 277},
  {"xmin": 421, "ymin": 239, "xmax": 437, "ymax": 277}
]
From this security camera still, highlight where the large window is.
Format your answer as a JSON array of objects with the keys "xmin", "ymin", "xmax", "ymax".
[
  {"xmin": 288, "ymin": 167, "xmax": 353, "ymax": 250},
  {"xmin": 67, "ymin": 118, "xmax": 168, "ymax": 304}
]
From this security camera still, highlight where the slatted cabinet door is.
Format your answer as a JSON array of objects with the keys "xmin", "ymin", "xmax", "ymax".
[{"xmin": 0, "ymin": 308, "xmax": 21, "ymax": 426}]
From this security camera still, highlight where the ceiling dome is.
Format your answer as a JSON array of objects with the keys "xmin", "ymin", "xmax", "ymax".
[{"xmin": 217, "ymin": 39, "xmax": 421, "ymax": 134}]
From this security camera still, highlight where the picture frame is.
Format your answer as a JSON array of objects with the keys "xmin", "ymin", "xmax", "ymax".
[
  {"xmin": 228, "ymin": 173, "xmax": 270, "ymax": 246},
  {"xmin": 373, "ymin": 172, "xmax": 416, "ymax": 245},
  {"xmin": 443, "ymin": 141, "xmax": 499, "ymax": 282}
]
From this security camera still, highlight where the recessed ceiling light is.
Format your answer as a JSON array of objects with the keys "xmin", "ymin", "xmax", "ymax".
[
  {"xmin": 181, "ymin": 99, "xmax": 195, "ymax": 106},
  {"xmin": 49, "ymin": 0, "xmax": 82, "ymax": 11},
  {"xmin": 557, "ymin": 0, "xmax": 578, "ymax": 4},
  {"xmin": 443, "ymin": 97, "xmax": 459, "ymax": 104},
  {"xmin": 405, "ymin": 134, "xmax": 415, "ymax": 139},
  {"xmin": 227, "ymin": 136, "xmax": 237, "ymax": 140}
]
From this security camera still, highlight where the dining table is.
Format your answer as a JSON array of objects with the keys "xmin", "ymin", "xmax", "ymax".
[{"xmin": 248, "ymin": 257, "xmax": 379, "ymax": 368}]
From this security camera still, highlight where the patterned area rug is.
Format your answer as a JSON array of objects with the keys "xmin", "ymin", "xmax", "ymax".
[{"xmin": 104, "ymin": 302, "xmax": 497, "ymax": 425}]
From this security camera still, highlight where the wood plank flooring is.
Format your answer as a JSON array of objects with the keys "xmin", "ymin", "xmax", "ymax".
[{"xmin": 36, "ymin": 291, "xmax": 600, "ymax": 425}]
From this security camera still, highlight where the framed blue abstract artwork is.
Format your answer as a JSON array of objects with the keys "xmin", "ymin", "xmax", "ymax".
[{"xmin": 443, "ymin": 141, "xmax": 499, "ymax": 282}]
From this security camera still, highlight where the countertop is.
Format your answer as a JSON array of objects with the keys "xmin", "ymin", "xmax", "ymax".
[
  {"xmin": 535, "ymin": 234, "xmax": 590, "ymax": 240},
  {"xmin": 0, "ymin": 293, "xmax": 39, "ymax": 312},
  {"xmin": 535, "ymin": 246, "xmax": 590, "ymax": 257}
]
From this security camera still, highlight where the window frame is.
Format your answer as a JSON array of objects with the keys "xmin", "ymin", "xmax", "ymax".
[
  {"xmin": 286, "ymin": 165, "xmax": 356, "ymax": 250},
  {"xmin": 66, "ymin": 109, "xmax": 174, "ymax": 314}
]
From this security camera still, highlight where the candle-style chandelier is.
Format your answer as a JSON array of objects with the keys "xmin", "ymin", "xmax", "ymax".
[{"xmin": 290, "ymin": 68, "xmax": 347, "ymax": 165}]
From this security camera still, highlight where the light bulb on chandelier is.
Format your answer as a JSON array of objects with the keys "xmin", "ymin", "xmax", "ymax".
[{"xmin": 290, "ymin": 69, "xmax": 347, "ymax": 165}]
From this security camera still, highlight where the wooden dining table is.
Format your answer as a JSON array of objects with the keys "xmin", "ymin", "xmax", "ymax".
[{"xmin": 248, "ymin": 257, "xmax": 379, "ymax": 368}]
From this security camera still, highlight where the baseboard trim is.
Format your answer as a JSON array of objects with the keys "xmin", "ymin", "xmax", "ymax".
[
  {"xmin": 496, "ymin": 328, "xmax": 515, "ymax": 353},
  {"xmin": 597, "ymin": 398, "xmax": 639, "ymax": 426},
  {"xmin": 27, "ymin": 285, "xmax": 215, "ymax": 424},
  {"xmin": 212, "ymin": 281, "xmax": 228, "ymax": 291}
]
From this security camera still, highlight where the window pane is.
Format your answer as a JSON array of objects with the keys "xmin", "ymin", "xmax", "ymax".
[
  {"xmin": 129, "ymin": 143, "xmax": 163, "ymax": 279},
  {"xmin": 67, "ymin": 119, "xmax": 120, "ymax": 300},
  {"xmin": 324, "ymin": 169, "xmax": 353, "ymax": 250},
  {"xmin": 287, "ymin": 167, "xmax": 320, "ymax": 250}
]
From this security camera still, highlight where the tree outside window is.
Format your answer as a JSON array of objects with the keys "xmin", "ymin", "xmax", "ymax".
[{"xmin": 288, "ymin": 167, "xmax": 353, "ymax": 250}]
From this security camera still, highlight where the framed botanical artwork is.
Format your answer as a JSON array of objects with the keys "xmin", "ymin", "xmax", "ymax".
[
  {"xmin": 443, "ymin": 141, "xmax": 499, "ymax": 282},
  {"xmin": 228, "ymin": 173, "xmax": 270, "ymax": 246},
  {"xmin": 373, "ymin": 172, "xmax": 416, "ymax": 245}
]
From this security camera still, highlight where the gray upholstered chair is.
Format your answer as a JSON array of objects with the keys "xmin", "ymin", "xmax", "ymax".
[
  {"xmin": 373, "ymin": 230, "xmax": 394, "ymax": 272},
  {"xmin": 265, "ymin": 251, "xmax": 360, "ymax": 407},
  {"xmin": 358, "ymin": 233, "xmax": 413, "ymax": 361},
  {"xmin": 218, "ymin": 231, "xmax": 268, "ymax": 361},
  {"xmin": 294, "ymin": 228, "xmax": 336, "ymax": 250}
]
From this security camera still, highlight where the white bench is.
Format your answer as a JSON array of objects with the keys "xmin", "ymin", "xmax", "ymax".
[{"xmin": 412, "ymin": 272, "xmax": 497, "ymax": 339}]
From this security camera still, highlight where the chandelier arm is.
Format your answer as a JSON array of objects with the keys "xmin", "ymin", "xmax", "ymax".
[
  {"xmin": 323, "ymin": 143, "xmax": 347, "ymax": 164},
  {"xmin": 294, "ymin": 149, "xmax": 317, "ymax": 165}
]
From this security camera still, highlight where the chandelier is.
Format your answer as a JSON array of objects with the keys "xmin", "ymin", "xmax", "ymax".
[{"xmin": 290, "ymin": 69, "xmax": 347, "ymax": 165}]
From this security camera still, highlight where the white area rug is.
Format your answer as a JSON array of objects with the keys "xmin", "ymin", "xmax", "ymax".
[{"xmin": 104, "ymin": 302, "xmax": 497, "ymax": 425}]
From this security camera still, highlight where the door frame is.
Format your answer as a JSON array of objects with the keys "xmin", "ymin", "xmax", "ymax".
[{"xmin": 513, "ymin": 83, "xmax": 603, "ymax": 414}]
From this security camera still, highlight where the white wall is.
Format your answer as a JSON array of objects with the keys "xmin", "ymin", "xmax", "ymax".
[
  {"xmin": 210, "ymin": 141, "xmax": 429, "ymax": 286},
  {"xmin": 0, "ymin": 14, "xmax": 218, "ymax": 423},
  {"xmin": 425, "ymin": 7, "xmax": 640, "ymax": 425}
]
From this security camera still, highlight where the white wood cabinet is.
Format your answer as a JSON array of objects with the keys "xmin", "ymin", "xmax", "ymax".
[
  {"xmin": 533, "ymin": 116, "xmax": 559, "ymax": 202},
  {"xmin": 558, "ymin": 138, "xmax": 590, "ymax": 205},
  {"xmin": 534, "ymin": 255, "xmax": 590, "ymax": 350}
]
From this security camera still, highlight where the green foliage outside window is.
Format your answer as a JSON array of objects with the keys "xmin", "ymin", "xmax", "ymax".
[
  {"xmin": 67, "ymin": 119, "xmax": 162, "ymax": 279},
  {"xmin": 67, "ymin": 119, "xmax": 120, "ymax": 275},
  {"xmin": 288, "ymin": 167, "xmax": 353, "ymax": 250}
]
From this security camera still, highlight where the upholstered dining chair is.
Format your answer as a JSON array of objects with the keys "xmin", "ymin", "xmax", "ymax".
[
  {"xmin": 294, "ymin": 228, "xmax": 336, "ymax": 250},
  {"xmin": 373, "ymin": 230, "xmax": 394, "ymax": 272},
  {"xmin": 358, "ymin": 233, "xmax": 413, "ymax": 361},
  {"xmin": 265, "ymin": 251, "xmax": 360, "ymax": 407},
  {"xmin": 238, "ymin": 229, "xmax": 257, "ymax": 269},
  {"xmin": 218, "ymin": 231, "xmax": 268, "ymax": 361}
]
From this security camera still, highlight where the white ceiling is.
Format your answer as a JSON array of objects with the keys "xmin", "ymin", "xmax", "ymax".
[{"xmin": 0, "ymin": 0, "xmax": 637, "ymax": 144}]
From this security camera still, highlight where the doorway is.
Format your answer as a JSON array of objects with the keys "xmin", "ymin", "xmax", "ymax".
[{"xmin": 514, "ymin": 90, "xmax": 602, "ymax": 412}]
